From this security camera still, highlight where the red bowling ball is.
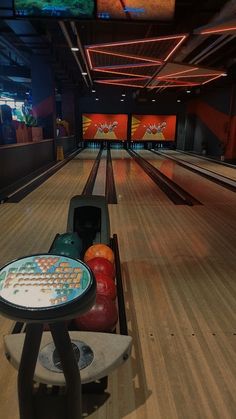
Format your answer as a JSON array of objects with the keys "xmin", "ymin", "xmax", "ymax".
[
  {"xmin": 86, "ymin": 257, "xmax": 115, "ymax": 279},
  {"xmin": 95, "ymin": 273, "xmax": 117, "ymax": 300},
  {"xmin": 74, "ymin": 294, "xmax": 118, "ymax": 333}
]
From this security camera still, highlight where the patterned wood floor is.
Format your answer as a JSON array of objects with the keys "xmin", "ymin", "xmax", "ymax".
[{"xmin": 0, "ymin": 148, "xmax": 235, "ymax": 418}]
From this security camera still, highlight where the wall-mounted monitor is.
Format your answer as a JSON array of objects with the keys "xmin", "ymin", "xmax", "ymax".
[
  {"xmin": 131, "ymin": 114, "xmax": 176, "ymax": 141},
  {"xmin": 83, "ymin": 114, "xmax": 128, "ymax": 140},
  {"xmin": 14, "ymin": 0, "xmax": 95, "ymax": 18},
  {"xmin": 97, "ymin": 0, "xmax": 175, "ymax": 21},
  {"xmin": 0, "ymin": 0, "xmax": 14, "ymax": 17}
]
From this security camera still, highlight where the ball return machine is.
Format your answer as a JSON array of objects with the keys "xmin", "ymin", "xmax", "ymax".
[{"xmin": 0, "ymin": 195, "xmax": 131, "ymax": 419}]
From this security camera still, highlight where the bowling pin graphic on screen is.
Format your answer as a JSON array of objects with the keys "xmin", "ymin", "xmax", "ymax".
[
  {"xmin": 143, "ymin": 121, "xmax": 167, "ymax": 140},
  {"xmin": 94, "ymin": 121, "xmax": 118, "ymax": 139}
]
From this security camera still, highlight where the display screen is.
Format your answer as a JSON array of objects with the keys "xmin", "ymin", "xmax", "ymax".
[
  {"xmin": 0, "ymin": 0, "xmax": 14, "ymax": 16},
  {"xmin": 97, "ymin": 0, "xmax": 175, "ymax": 21},
  {"xmin": 131, "ymin": 114, "xmax": 176, "ymax": 141},
  {"xmin": 83, "ymin": 114, "xmax": 128, "ymax": 140},
  {"xmin": 14, "ymin": 0, "xmax": 95, "ymax": 18}
]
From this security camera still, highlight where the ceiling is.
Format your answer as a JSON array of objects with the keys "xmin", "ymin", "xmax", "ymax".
[{"xmin": 0, "ymin": 0, "xmax": 236, "ymax": 101}]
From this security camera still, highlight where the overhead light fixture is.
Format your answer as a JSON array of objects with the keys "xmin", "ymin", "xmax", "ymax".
[
  {"xmin": 122, "ymin": 93, "xmax": 126, "ymax": 97},
  {"xmin": 82, "ymin": 72, "xmax": 87, "ymax": 76},
  {"xmin": 177, "ymin": 99, "xmax": 181, "ymax": 102},
  {"xmin": 152, "ymin": 99, "xmax": 156, "ymax": 102},
  {"xmin": 95, "ymin": 98, "xmax": 99, "ymax": 101},
  {"xmin": 71, "ymin": 47, "xmax": 79, "ymax": 52},
  {"xmin": 222, "ymin": 73, "xmax": 227, "ymax": 77},
  {"xmin": 121, "ymin": 99, "xmax": 124, "ymax": 102},
  {"xmin": 92, "ymin": 89, "xmax": 96, "ymax": 93},
  {"xmin": 186, "ymin": 90, "xmax": 191, "ymax": 93}
]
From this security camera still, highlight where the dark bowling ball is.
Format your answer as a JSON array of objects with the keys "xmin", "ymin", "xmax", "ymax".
[
  {"xmin": 86, "ymin": 257, "xmax": 115, "ymax": 279},
  {"xmin": 95, "ymin": 273, "xmax": 117, "ymax": 300},
  {"xmin": 50, "ymin": 243, "xmax": 80, "ymax": 259},
  {"xmin": 51, "ymin": 233, "xmax": 82, "ymax": 258},
  {"xmin": 74, "ymin": 294, "xmax": 118, "ymax": 332}
]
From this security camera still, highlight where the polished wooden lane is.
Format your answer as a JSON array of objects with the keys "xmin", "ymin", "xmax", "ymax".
[
  {"xmin": 0, "ymin": 148, "xmax": 236, "ymax": 418},
  {"xmin": 0, "ymin": 148, "xmax": 99, "ymax": 419},
  {"xmin": 108, "ymin": 149, "xmax": 236, "ymax": 419},
  {"xmin": 136, "ymin": 149, "xmax": 236, "ymax": 223},
  {"xmin": 163, "ymin": 150, "xmax": 236, "ymax": 181},
  {"xmin": 93, "ymin": 150, "xmax": 107, "ymax": 196}
]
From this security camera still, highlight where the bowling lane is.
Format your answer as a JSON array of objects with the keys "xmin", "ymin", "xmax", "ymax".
[
  {"xmin": 135, "ymin": 149, "xmax": 236, "ymax": 215},
  {"xmin": 110, "ymin": 148, "xmax": 177, "ymax": 206},
  {"xmin": 0, "ymin": 148, "xmax": 102, "ymax": 419},
  {"xmin": 0, "ymin": 148, "xmax": 100, "ymax": 267},
  {"xmin": 108, "ymin": 148, "xmax": 236, "ymax": 419},
  {"xmin": 92, "ymin": 149, "xmax": 107, "ymax": 196},
  {"xmin": 163, "ymin": 150, "xmax": 236, "ymax": 180}
]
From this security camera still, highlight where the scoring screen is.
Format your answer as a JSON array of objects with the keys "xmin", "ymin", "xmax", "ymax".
[
  {"xmin": 131, "ymin": 114, "xmax": 177, "ymax": 141},
  {"xmin": 83, "ymin": 114, "xmax": 128, "ymax": 140}
]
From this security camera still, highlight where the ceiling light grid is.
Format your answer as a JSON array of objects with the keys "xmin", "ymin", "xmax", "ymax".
[{"xmin": 84, "ymin": 35, "xmax": 226, "ymax": 90}]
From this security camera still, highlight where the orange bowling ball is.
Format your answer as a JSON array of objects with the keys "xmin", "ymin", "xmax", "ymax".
[{"xmin": 84, "ymin": 243, "xmax": 115, "ymax": 265}]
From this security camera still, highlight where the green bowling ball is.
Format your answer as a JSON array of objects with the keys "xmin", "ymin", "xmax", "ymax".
[
  {"xmin": 50, "ymin": 233, "xmax": 82, "ymax": 259},
  {"xmin": 50, "ymin": 242, "xmax": 80, "ymax": 259},
  {"xmin": 53, "ymin": 233, "xmax": 82, "ymax": 251}
]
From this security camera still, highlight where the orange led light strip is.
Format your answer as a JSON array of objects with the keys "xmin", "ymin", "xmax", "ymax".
[
  {"xmin": 98, "ymin": 62, "xmax": 161, "ymax": 69},
  {"xmin": 86, "ymin": 34, "xmax": 186, "ymax": 49},
  {"xmin": 93, "ymin": 67, "xmax": 154, "ymax": 78},
  {"xmin": 200, "ymin": 26, "xmax": 236, "ymax": 35},
  {"xmin": 164, "ymin": 35, "xmax": 187, "ymax": 61},
  {"xmin": 148, "ymin": 83, "xmax": 199, "ymax": 88},
  {"xmin": 156, "ymin": 67, "xmax": 198, "ymax": 78},
  {"xmin": 95, "ymin": 78, "xmax": 148, "ymax": 88},
  {"xmin": 85, "ymin": 48, "xmax": 93, "ymax": 69},
  {"xmin": 165, "ymin": 72, "xmax": 224, "ymax": 78},
  {"xmin": 87, "ymin": 48, "xmax": 164, "ymax": 65},
  {"xmin": 201, "ymin": 74, "xmax": 225, "ymax": 85},
  {"xmin": 155, "ymin": 78, "xmax": 198, "ymax": 85}
]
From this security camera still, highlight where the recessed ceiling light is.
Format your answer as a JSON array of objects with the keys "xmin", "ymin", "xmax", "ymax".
[
  {"xmin": 186, "ymin": 90, "xmax": 191, "ymax": 93},
  {"xmin": 82, "ymin": 72, "xmax": 87, "ymax": 76},
  {"xmin": 92, "ymin": 89, "xmax": 96, "ymax": 93},
  {"xmin": 152, "ymin": 99, "xmax": 156, "ymax": 102},
  {"xmin": 71, "ymin": 47, "xmax": 79, "ymax": 52},
  {"xmin": 121, "ymin": 99, "xmax": 124, "ymax": 102},
  {"xmin": 95, "ymin": 98, "xmax": 99, "ymax": 101},
  {"xmin": 177, "ymin": 99, "xmax": 181, "ymax": 102},
  {"xmin": 122, "ymin": 94, "xmax": 126, "ymax": 97}
]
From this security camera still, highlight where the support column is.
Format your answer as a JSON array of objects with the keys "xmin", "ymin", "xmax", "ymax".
[
  {"xmin": 31, "ymin": 55, "xmax": 56, "ymax": 140},
  {"xmin": 225, "ymin": 84, "xmax": 236, "ymax": 160},
  {"xmin": 61, "ymin": 87, "xmax": 76, "ymax": 136}
]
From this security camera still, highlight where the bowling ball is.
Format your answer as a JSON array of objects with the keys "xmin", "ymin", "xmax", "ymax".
[
  {"xmin": 50, "ymin": 233, "xmax": 82, "ymax": 259},
  {"xmin": 84, "ymin": 244, "xmax": 114, "ymax": 265},
  {"xmin": 50, "ymin": 243, "xmax": 80, "ymax": 259},
  {"xmin": 95, "ymin": 273, "xmax": 117, "ymax": 300},
  {"xmin": 53, "ymin": 233, "xmax": 82, "ymax": 253},
  {"xmin": 86, "ymin": 257, "xmax": 115, "ymax": 279},
  {"xmin": 74, "ymin": 294, "xmax": 118, "ymax": 332}
]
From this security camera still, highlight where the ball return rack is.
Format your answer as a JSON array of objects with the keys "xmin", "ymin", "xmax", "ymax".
[{"xmin": 0, "ymin": 196, "xmax": 131, "ymax": 419}]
